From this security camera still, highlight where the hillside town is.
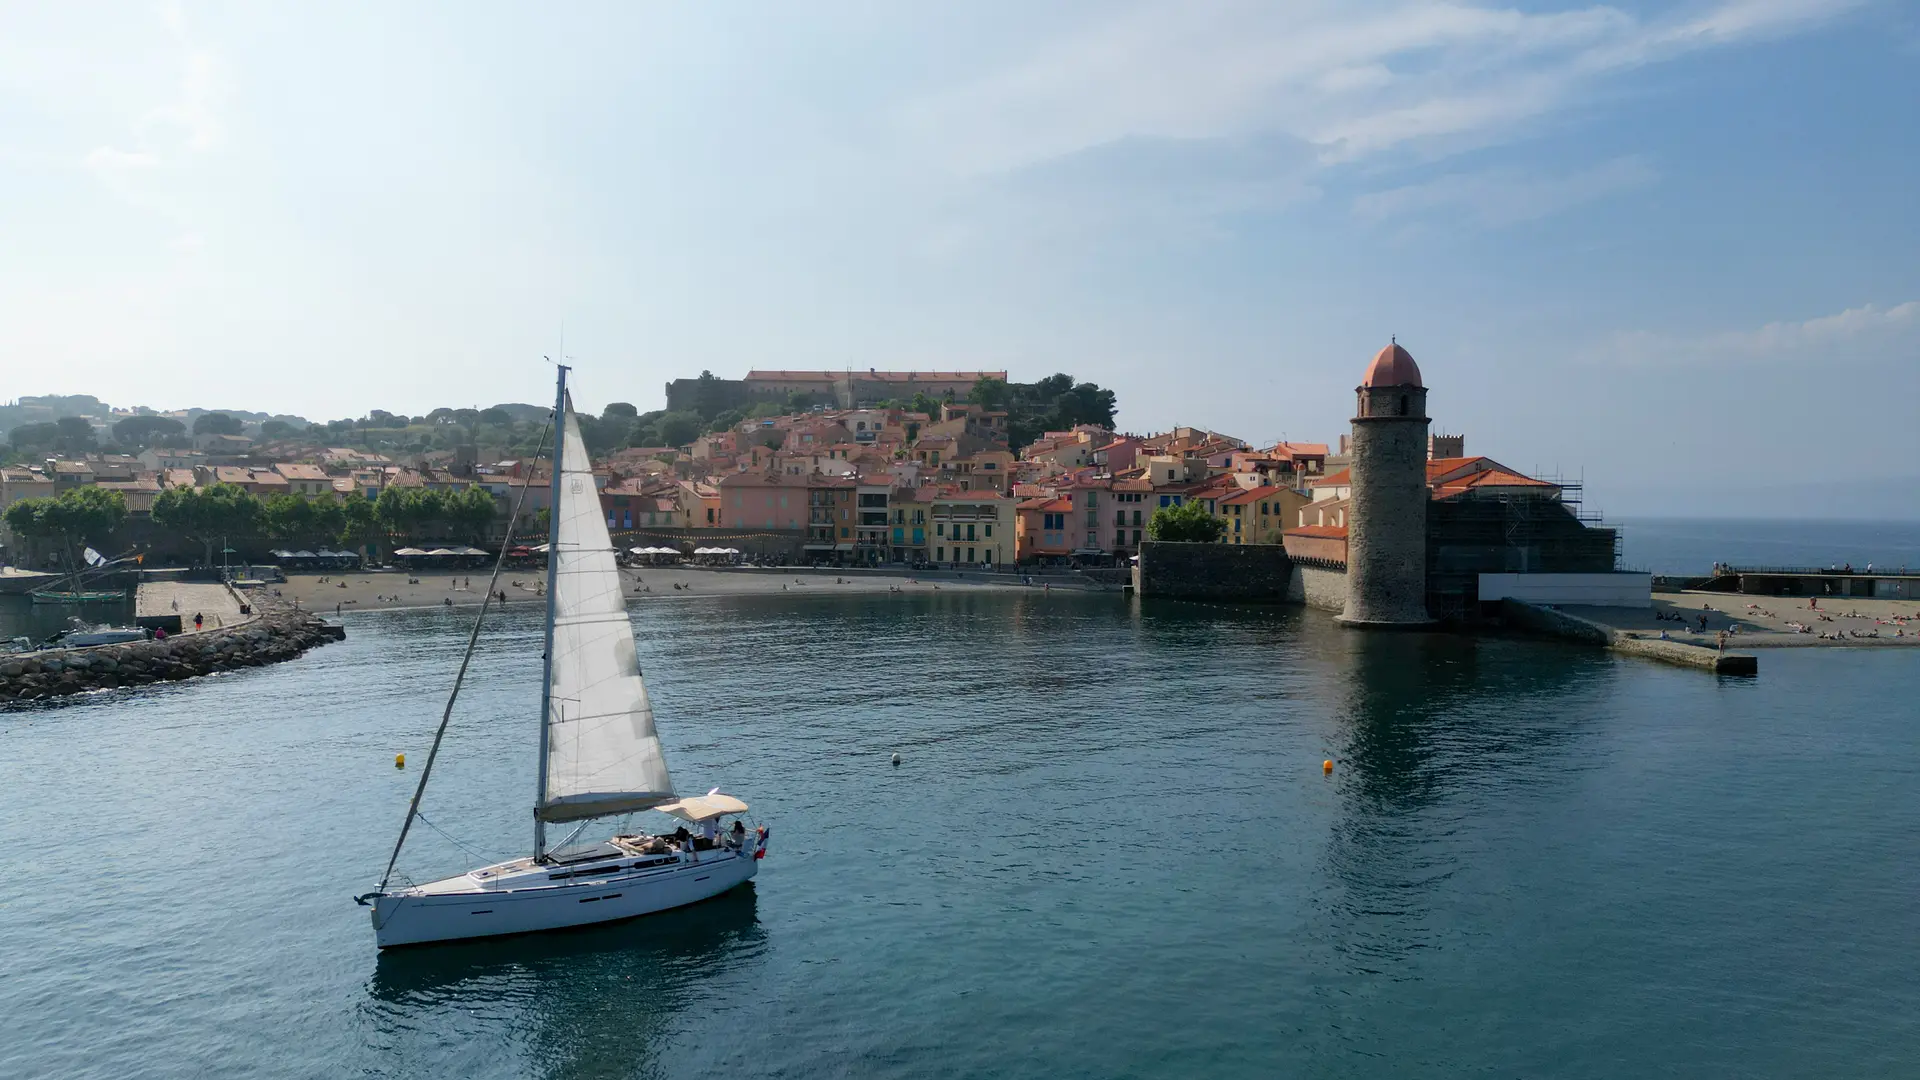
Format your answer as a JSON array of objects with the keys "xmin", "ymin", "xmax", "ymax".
[{"xmin": 0, "ymin": 364, "xmax": 1604, "ymax": 587}]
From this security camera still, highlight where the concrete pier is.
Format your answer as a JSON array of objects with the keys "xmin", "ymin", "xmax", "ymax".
[
  {"xmin": 134, "ymin": 582, "xmax": 247, "ymax": 634},
  {"xmin": 1502, "ymin": 599, "xmax": 1757, "ymax": 675}
]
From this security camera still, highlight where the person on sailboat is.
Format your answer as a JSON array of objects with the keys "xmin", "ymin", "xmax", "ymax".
[
  {"xmin": 699, "ymin": 816, "xmax": 720, "ymax": 848},
  {"xmin": 726, "ymin": 820, "xmax": 747, "ymax": 851}
]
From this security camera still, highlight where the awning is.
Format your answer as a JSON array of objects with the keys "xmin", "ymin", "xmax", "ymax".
[
  {"xmin": 653, "ymin": 793, "xmax": 749, "ymax": 822},
  {"xmin": 392, "ymin": 547, "xmax": 428, "ymax": 556}
]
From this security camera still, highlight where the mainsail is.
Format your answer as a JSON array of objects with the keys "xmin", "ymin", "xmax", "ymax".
[{"xmin": 537, "ymin": 398, "xmax": 675, "ymax": 824}]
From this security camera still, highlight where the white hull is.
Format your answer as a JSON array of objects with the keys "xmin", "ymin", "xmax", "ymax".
[{"xmin": 372, "ymin": 843, "xmax": 759, "ymax": 948}]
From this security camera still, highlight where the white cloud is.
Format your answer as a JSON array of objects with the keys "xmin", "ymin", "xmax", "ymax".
[
  {"xmin": 1353, "ymin": 155, "xmax": 1657, "ymax": 225},
  {"xmin": 1596, "ymin": 300, "xmax": 1920, "ymax": 366},
  {"xmin": 898, "ymin": 0, "xmax": 1865, "ymax": 175}
]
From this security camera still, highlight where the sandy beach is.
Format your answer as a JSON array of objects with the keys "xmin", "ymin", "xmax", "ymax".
[
  {"xmin": 1566, "ymin": 590, "xmax": 1920, "ymax": 649},
  {"xmin": 279, "ymin": 565, "xmax": 1045, "ymax": 615}
]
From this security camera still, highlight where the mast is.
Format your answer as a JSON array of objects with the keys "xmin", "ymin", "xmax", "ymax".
[{"xmin": 535, "ymin": 363, "xmax": 569, "ymax": 861}]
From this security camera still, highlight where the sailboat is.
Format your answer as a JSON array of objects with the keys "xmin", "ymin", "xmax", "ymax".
[{"xmin": 361, "ymin": 366, "xmax": 767, "ymax": 948}]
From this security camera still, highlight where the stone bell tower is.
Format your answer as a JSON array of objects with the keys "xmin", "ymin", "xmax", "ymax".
[{"xmin": 1338, "ymin": 340, "xmax": 1433, "ymax": 627}]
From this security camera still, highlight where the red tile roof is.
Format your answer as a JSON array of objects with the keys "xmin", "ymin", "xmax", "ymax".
[{"xmin": 1218, "ymin": 485, "xmax": 1282, "ymax": 506}]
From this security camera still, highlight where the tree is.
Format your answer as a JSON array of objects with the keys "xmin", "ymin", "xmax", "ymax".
[
  {"xmin": 1147, "ymin": 500, "xmax": 1226, "ymax": 543},
  {"xmin": 54, "ymin": 417, "xmax": 96, "ymax": 454},
  {"xmin": 693, "ymin": 370, "xmax": 727, "ymax": 420},
  {"xmin": 193, "ymin": 412, "xmax": 243, "ymax": 436},
  {"xmin": 967, "ymin": 376, "xmax": 1012, "ymax": 412},
  {"xmin": 152, "ymin": 483, "xmax": 261, "ymax": 566},
  {"xmin": 259, "ymin": 419, "xmax": 296, "ymax": 441},
  {"xmin": 444, "ymin": 485, "xmax": 499, "ymax": 542},
  {"xmin": 477, "ymin": 407, "xmax": 511, "ymax": 427},
  {"xmin": 374, "ymin": 485, "xmax": 436, "ymax": 540},
  {"xmin": 602, "ymin": 402, "xmax": 638, "ymax": 422},
  {"xmin": 998, "ymin": 373, "xmax": 1120, "ymax": 451},
  {"xmin": 8, "ymin": 421, "xmax": 59, "ymax": 453},
  {"xmin": 708, "ymin": 409, "xmax": 743, "ymax": 434},
  {"xmin": 337, "ymin": 496, "xmax": 381, "ymax": 556},
  {"xmin": 260, "ymin": 493, "xmax": 345, "ymax": 542},
  {"xmin": 112, "ymin": 415, "xmax": 186, "ymax": 448},
  {"xmin": 3, "ymin": 486, "xmax": 127, "ymax": 564},
  {"xmin": 655, "ymin": 411, "xmax": 703, "ymax": 448}
]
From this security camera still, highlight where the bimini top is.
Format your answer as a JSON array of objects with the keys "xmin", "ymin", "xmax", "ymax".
[
  {"xmin": 1361, "ymin": 341, "xmax": 1423, "ymax": 388},
  {"xmin": 653, "ymin": 793, "xmax": 749, "ymax": 822}
]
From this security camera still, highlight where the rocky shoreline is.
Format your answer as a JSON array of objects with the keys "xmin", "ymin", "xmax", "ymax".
[{"xmin": 0, "ymin": 596, "xmax": 344, "ymax": 704}]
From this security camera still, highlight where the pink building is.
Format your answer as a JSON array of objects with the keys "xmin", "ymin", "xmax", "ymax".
[{"xmin": 717, "ymin": 471, "xmax": 810, "ymax": 530}]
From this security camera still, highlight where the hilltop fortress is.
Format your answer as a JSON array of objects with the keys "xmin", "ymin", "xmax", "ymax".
[{"xmin": 665, "ymin": 370, "xmax": 1007, "ymax": 413}]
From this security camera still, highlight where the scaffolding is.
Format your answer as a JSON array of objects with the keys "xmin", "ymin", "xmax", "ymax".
[{"xmin": 1425, "ymin": 488, "xmax": 1619, "ymax": 620}]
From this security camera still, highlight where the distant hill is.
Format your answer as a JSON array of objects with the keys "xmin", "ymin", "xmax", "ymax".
[
  {"xmin": 487, "ymin": 403, "xmax": 549, "ymax": 423},
  {"xmin": 0, "ymin": 394, "xmax": 312, "ymax": 437}
]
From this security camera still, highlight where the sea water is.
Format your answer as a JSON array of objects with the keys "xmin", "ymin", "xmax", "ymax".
[{"xmin": 2, "ymin": 591, "xmax": 1917, "ymax": 1079}]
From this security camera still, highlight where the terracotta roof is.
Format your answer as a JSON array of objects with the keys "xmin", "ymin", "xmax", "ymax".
[
  {"xmin": 1311, "ymin": 468, "xmax": 1351, "ymax": 487},
  {"xmin": 1362, "ymin": 342, "xmax": 1423, "ymax": 388},
  {"xmin": 1284, "ymin": 524, "xmax": 1349, "ymax": 539},
  {"xmin": 1218, "ymin": 485, "xmax": 1283, "ymax": 506}
]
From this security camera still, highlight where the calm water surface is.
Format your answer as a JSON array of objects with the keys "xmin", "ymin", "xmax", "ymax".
[{"xmin": 3, "ymin": 592, "xmax": 1918, "ymax": 1078}]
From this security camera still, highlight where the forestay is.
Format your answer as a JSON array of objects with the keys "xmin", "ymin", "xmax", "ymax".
[{"xmin": 538, "ymin": 400, "xmax": 675, "ymax": 823}]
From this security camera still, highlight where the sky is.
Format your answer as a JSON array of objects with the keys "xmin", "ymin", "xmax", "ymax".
[{"xmin": 1, "ymin": 1, "xmax": 1916, "ymax": 517}]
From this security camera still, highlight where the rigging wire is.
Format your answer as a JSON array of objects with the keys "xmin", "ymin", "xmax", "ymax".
[
  {"xmin": 413, "ymin": 811, "xmax": 509, "ymax": 864},
  {"xmin": 375, "ymin": 412, "xmax": 555, "ymax": 894}
]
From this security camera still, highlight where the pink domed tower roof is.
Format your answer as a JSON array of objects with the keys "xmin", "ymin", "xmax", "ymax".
[{"xmin": 1361, "ymin": 341, "xmax": 1423, "ymax": 388}]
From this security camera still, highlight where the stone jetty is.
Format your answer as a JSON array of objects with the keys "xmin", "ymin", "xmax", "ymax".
[
  {"xmin": 1501, "ymin": 599, "xmax": 1757, "ymax": 675},
  {"xmin": 0, "ymin": 592, "xmax": 344, "ymax": 704}
]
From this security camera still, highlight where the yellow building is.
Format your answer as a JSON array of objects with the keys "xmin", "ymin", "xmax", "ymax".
[
  {"xmin": 1215, "ymin": 486, "xmax": 1308, "ymax": 546},
  {"xmin": 889, "ymin": 486, "xmax": 932, "ymax": 563},
  {"xmin": 929, "ymin": 488, "xmax": 1013, "ymax": 567}
]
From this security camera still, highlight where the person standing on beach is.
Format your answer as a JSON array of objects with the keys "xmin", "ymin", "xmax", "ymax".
[{"xmin": 193, "ymin": 612, "xmax": 203, "ymax": 631}]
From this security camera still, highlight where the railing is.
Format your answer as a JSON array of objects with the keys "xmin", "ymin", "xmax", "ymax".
[{"xmin": 1725, "ymin": 565, "xmax": 1916, "ymax": 576}]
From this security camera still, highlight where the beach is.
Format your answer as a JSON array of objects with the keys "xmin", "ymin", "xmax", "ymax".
[
  {"xmin": 1565, "ymin": 590, "xmax": 1920, "ymax": 648},
  {"xmin": 279, "ymin": 565, "xmax": 1043, "ymax": 614}
]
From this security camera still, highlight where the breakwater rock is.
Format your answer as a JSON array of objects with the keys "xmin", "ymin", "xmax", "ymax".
[{"xmin": 0, "ymin": 601, "xmax": 344, "ymax": 704}]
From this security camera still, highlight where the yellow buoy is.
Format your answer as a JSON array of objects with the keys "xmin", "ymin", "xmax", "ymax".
[
  {"xmin": 395, "ymin": 753, "xmax": 406, "ymax": 768},
  {"xmin": 1322, "ymin": 759, "xmax": 1333, "ymax": 773}
]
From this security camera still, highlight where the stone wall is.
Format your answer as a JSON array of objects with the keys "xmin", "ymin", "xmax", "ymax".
[
  {"xmin": 1135, "ymin": 541, "xmax": 1293, "ymax": 602},
  {"xmin": 1288, "ymin": 564, "xmax": 1349, "ymax": 612},
  {"xmin": 0, "ymin": 596, "xmax": 344, "ymax": 704}
]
